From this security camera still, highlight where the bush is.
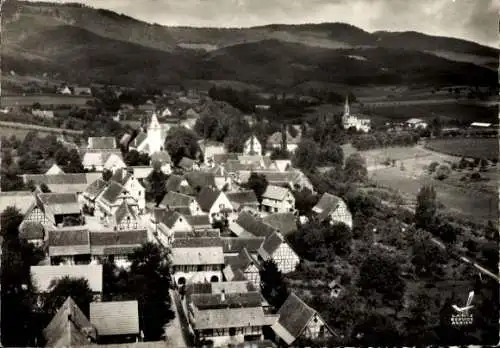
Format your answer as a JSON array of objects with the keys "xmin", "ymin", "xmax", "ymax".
[
  {"xmin": 470, "ymin": 172, "xmax": 481, "ymax": 181},
  {"xmin": 428, "ymin": 161, "xmax": 440, "ymax": 173},
  {"xmin": 435, "ymin": 164, "xmax": 451, "ymax": 180}
]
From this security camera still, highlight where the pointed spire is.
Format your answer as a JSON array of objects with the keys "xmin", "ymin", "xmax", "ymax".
[
  {"xmin": 344, "ymin": 95, "xmax": 350, "ymax": 117},
  {"xmin": 149, "ymin": 112, "xmax": 161, "ymax": 130}
]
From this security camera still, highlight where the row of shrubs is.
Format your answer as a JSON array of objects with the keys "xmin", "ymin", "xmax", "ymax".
[{"xmin": 428, "ymin": 157, "xmax": 493, "ymax": 180}]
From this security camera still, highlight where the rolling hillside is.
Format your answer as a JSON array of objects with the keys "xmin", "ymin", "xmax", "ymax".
[{"xmin": 2, "ymin": 0, "xmax": 497, "ymax": 89}]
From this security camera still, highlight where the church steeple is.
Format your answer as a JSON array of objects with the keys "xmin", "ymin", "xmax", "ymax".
[
  {"xmin": 344, "ymin": 96, "xmax": 350, "ymax": 117},
  {"xmin": 148, "ymin": 112, "xmax": 161, "ymax": 131}
]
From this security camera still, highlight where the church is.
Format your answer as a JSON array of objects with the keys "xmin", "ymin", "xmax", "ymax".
[
  {"xmin": 129, "ymin": 112, "xmax": 171, "ymax": 156},
  {"xmin": 342, "ymin": 96, "xmax": 371, "ymax": 133}
]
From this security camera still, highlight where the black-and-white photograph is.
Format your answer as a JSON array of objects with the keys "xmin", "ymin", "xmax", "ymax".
[{"xmin": 0, "ymin": 0, "xmax": 498, "ymax": 347}]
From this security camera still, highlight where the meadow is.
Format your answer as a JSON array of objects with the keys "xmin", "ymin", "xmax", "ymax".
[
  {"xmin": 1, "ymin": 94, "xmax": 93, "ymax": 107},
  {"xmin": 425, "ymin": 138, "xmax": 499, "ymax": 160}
]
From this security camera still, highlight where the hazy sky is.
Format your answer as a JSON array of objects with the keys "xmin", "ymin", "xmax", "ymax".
[{"xmin": 41, "ymin": 0, "xmax": 499, "ymax": 47}]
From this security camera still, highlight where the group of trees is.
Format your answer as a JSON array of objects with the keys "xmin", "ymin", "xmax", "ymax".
[
  {"xmin": 352, "ymin": 131, "xmax": 420, "ymax": 151},
  {"xmin": 208, "ymin": 86, "xmax": 259, "ymax": 114},
  {"xmin": 164, "ymin": 126, "xmax": 201, "ymax": 166}
]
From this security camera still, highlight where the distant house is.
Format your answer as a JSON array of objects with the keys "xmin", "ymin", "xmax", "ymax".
[
  {"xmin": 32, "ymin": 109, "xmax": 55, "ymax": 119},
  {"xmin": 183, "ymin": 214, "xmax": 212, "ymax": 231},
  {"xmin": 261, "ymin": 185, "xmax": 295, "ymax": 214},
  {"xmin": 470, "ymin": 122, "xmax": 492, "ymax": 128},
  {"xmin": 185, "ymin": 285, "xmax": 276, "ymax": 346},
  {"xmin": 196, "ymin": 187, "xmax": 234, "ymax": 224},
  {"xmin": 243, "ymin": 135, "xmax": 262, "ymax": 155},
  {"xmin": 159, "ymin": 191, "xmax": 202, "ymax": 216},
  {"xmin": 223, "ymin": 248, "xmax": 261, "ymax": 288},
  {"xmin": 312, "ymin": 193, "xmax": 352, "ymax": 228},
  {"xmin": 198, "ymin": 140, "xmax": 227, "ymax": 166},
  {"xmin": 272, "ymin": 292, "xmax": 335, "ymax": 345},
  {"xmin": 31, "ymin": 264, "xmax": 103, "ymax": 300},
  {"xmin": 59, "ymin": 86, "xmax": 72, "ymax": 95},
  {"xmin": 95, "ymin": 181, "xmax": 140, "ymax": 229},
  {"xmin": 267, "ymin": 129, "xmax": 301, "ymax": 154},
  {"xmin": 111, "ymin": 169, "xmax": 146, "ymax": 212},
  {"xmin": 226, "ymin": 190, "xmax": 259, "ymax": 213},
  {"xmin": 171, "ymin": 237, "xmax": 225, "ymax": 286},
  {"xmin": 165, "ymin": 174, "xmax": 190, "ymax": 194},
  {"xmin": 45, "ymin": 164, "xmax": 65, "ymax": 175},
  {"xmin": 90, "ymin": 301, "xmax": 140, "ymax": 343},
  {"xmin": 257, "ymin": 232, "xmax": 300, "ymax": 274},
  {"xmin": 406, "ymin": 118, "xmax": 428, "ymax": 129},
  {"xmin": 73, "ymin": 87, "xmax": 92, "ymax": 96},
  {"xmin": 43, "ymin": 297, "xmax": 97, "ymax": 348},
  {"xmin": 87, "ymin": 137, "xmax": 117, "ymax": 151},
  {"xmin": 24, "ymin": 192, "xmax": 82, "ymax": 227},
  {"xmin": 89, "ymin": 230, "xmax": 147, "ymax": 268}
]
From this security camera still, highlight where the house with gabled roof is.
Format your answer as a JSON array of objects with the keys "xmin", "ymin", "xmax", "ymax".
[
  {"xmin": 89, "ymin": 230, "xmax": 147, "ymax": 269},
  {"xmin": 229, "ymin": 211, "xmax": 276, "ymax": 238},
  {"xmin": 159, "ymin": 191, "xmax": 202, "ymax": 216},
  {"xmin": 243, "ymin": 135, "xmax": 262, "ymax": 155},
  {"xmin": 43, "ymin": 297, "xmax": 97, "ymax": 348},
  {"xmin": 47, "ymin": 227, "xmax": 91, "ymax": 265},
  {"xmin": 209, "ymin": 164, "xmax": 234, "ymax": 191},
  {"xmin": 171, "ymin": 237, "xmax": 225, "ymax": 286},
  {"xmin": 110, "ymin": 201, "xmax": 141, "ymax": 231},
  {"xmin": 82, "ymin": 151, "xmax": 126, "ymax": 173},
  {"xmin": 196, "ymin": 187, "xmax": 234, "ymax": 224},
  {"xmin": 87, "ymin": 137, "xmax": 117, "ymax": 151},
  {"xmin": 183, "ymin": 214, "xmax": 211, "ymax": 231},
  {"xmin": 21, "ymin": 173, "xmax": 95, "ymax": 194},
  {"xmin": 184, "ymin": 284, "xmax": 278, "ymax": 346},
  {"xmin": 24, "ymin": 192, "xmax": 82, "ymax": 227},
  {"xmin": 226, "ymin": 190, "xmax": 259, "ymax": 213},
  {"xmin": 82, "ymin": 178, "xmax": 108, "ymax": 212},
  {"xmin": 271, "ymin": 292, "xmax": 335, "ymax": 345},
  {"xmin": 257, "ymin": 232, "xmax": 300, "ymax": 274},
  {"xmin": 90, "ymin": 300, "xmax": 140, "ymax": 343},
  {"xmin": 220, "ymin": 237, "xmax": 265, "ymax": 257},
  {"xmin": 0, "ymin": 190, "xmax": 35, "ymax": 216},
  {"xmin": 312, "ymin": 192, "xmax": 352, "ymax": 228},
  {"xmin": 95, "ymin": 181, "xmax": 137, "ymax": 218},
  {"xmin": 223, "ymin": 248, "xmax": 261, "ymax": 288},
  {"xmin": 111, "ymin": 169, "xmax": 146, "ymax": 212},
  {"xmin": 165, "ymin": 174, "xmax": 191, "ymax": 194},
  {"xmin": 31, "ymin": 264, "xmax": 103, "ymax": 299},
  {"xmin": 46, "ymin": 164, "xmax": 65, "ymax": 175},
  {"xmin": 274, "ymin": 159, "xmax": 292, "ymax": 172},
  {"xmin": 155, "ymin": 210, "xmax": 193, "ymax": 246},
  {"xmin": 261, "ymin": 185, "xmax": 295, "ymax": 214},
  {"xmin": 198, "ymin": 140, "xmax": 226, "ymax": 166}
]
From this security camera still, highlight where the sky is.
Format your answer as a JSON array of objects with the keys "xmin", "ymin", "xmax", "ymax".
[{"xmin": 38, "ymin": 0, "xmax": 499, "ymax": 47}]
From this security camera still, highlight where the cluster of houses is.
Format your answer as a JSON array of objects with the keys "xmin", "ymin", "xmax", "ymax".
[{"xmin": 0, "ymin": 107, "xmax": 355, "ymax": 348}]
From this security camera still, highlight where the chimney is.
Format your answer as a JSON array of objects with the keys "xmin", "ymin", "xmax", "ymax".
[{"xmin": 220, "ymin": 289, "xmax": 226, "ymax": 302}]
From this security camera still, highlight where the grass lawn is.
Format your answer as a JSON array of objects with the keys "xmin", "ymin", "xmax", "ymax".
[
  {"xmin": 1, "ymin": 94, "xmax": 93, "ymax": 107},
  {"xmin": 425, "ymin": 138, "xmax": 499, "ymax": 160}
]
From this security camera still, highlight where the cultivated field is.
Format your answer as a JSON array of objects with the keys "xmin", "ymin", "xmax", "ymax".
[
  {"xmin": 360, "ymin": 102, "xmax": 497, "ymax": 123},
  {"xmin": 0, "ymin": 121, "xmax": 82, "ymax": 140},
  {"xmin": 1, "ymin": 95, "xmax": 93, "ymax": 107},
  {"xmin": 360, "ymin": 145, "xmax": 499, "ymax": 222},
  {"xmin": 425, "ymin": 138, "xmax": 499, "ymax": 160}
]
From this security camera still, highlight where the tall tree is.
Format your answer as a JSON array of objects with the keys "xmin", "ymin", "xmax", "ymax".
[
  {"xmin": 259, "ymin": 259, "xmax": 289, "ymax": 309},
  {"xmin": 164, "ymin": 127, "xmax": 200, "ymax": 166},
  {"xmin": 244, "ymin": 172, "xmax": 268, "ymax": 204},
  {"xmin": 292, "ymin": 139, "xmax": 319, "ymax": 172},
  {"xmin": 415, "ymin": 184, "xmax": 437, "ymax": 230},
  {"xmin": 127, "ymin": 243, "xmax": 174, "ymax": 340},
  {"xmin": 344, "ymin": 153, "xmax": 368, "ymax": 183},
  {"xmin": 1, "ymin": 206, "xmax": 24, "ymax": 238},
  {"xmin": 145, "ymin": 162, "xmax": 168, "ymax": 206},
  {"xmin": 42, "ymin": 277, "xmax": 94, "ymax": 317}
]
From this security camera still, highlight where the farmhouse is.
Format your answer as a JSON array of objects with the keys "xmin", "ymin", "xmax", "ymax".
[
  {"xmin": 21, "ymin": 173, "xmax": 101, "ymax": 194},
  {"xmin": 261, "ymin": 185, "xmax": 295, "ymax": 214},
  {"xmin": 155, "ymin": 210, "xmax": 193, "ymax": 245},
  {"xmin": 312, "ymin": 193, "xmax": 353, "ymax": 228},
  {"xmin": 110, "ymin": 169, "xmax": 146, "ymax": 212},
  {"xmin": 271, "ymin": 292, "xmax": 335, "ymax": 345},
  {"xmin": 24, "ymin": 192, "xmax": 82, "ymax": 227},
  {"xmin": 171, "ymin": 237, "xmax": 225, "ymax": 286},
  {"xmin": 224, "ymin": 248, "xmax": 261, "ymax": 288},
  {"xmin": 82, "ymin": 152, "xmax": 126, "ymax": 173},
  {"xmin": 257, "ymin": 232, "xmax": 300, "ymax": 274},
  {"xmin": 226, "ymin": 190, "xmax": 260, "ymax": 213}
]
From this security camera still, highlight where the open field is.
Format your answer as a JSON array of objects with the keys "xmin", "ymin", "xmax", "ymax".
[
  {"xmin": 359, "ymin": 145, "xmax": 499, "ymax": 222},
  {"xmin": 1, "ymin": 94, "xmax": 94, "ymax": 107},
  {"xmin": 360, "ymin": 102, "xmax": 497, "ymax": 123},
  {"xmin": 426, "ymin": 138, "xmax": 499, "ymax": 160},
  {"xmin": 0, "ymin": 121, "xmax": 82, "ymax": 140}
]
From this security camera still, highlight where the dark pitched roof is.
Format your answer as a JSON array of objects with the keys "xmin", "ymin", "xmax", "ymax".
[
  {"xmin": 23, "ymin": 173, "xmax": 88, "ymax": 185},
  {"xmin": 110, "ymin": 169, "xmax": 132, "ymax": 186},
  {"xmin": 172, "ymin": 237, "xmax": 223, "ymax": 249},
  {"xmin": 90, "ymin": 301, "xmax": 139, "ymax": 336},
  {"xmin": 90, "ymin": 230, "xmax": 147, "ymax": 246},
  {"xmin": 84, "ymin": 179, "xmax": 108, "ymax": 200},
  {"xmin": 49, "ymin": 229, "xmax": 90, "ymax": 247},
  {"xmin": 185, "ymin": 172, "xmax": 216, "ymax": 190},
  {"xmin": 19, "ymin": 221, "xmax": 45, "ymax": 240},
  {"xmin": 173, "ymin": 229, "xmax": 220, "ymax": 239},
  {"xmin": 262, "ymin": 213, "xmax": 298, "ymax": 236},
  {"xmin": 220, "ymin": 237, "xmax": 265, "ymax": 254},
  {"xmin": 172, "ymin": 206, "xmax": 192, "ymax": 216},
  {"xmin": 37, "ymin": 193, "xmax": 81, "ymax": 215},
  {"xmin": 165, "ymin": 174, "xmax": 184, "ymax": 192},
  {"xmin": 191, "ymin": 292, "xmax": 262, "ymax": 310},
  {"xmin": 226, "ymin": 190, "xmax": 259, "ymax": 207},
  {"xmin": 260, "ymin": 232, "xmax": 284, "ymax": 256},
  {"xmin": 99, "ymin": 181, "xmax": 126, "ymax": 204},
  {"xmin": 196, "ymin": 186, "xmax": 222, "ymax": 212},
  {"xmin": 228, "ymin": 247, "xmax": 259, "ymax": 270},
  {"xmin": 161, "ymin": 210, "xmax": 183, "ymax": 229},
  {"xmin": 314, "ymin": 192, "xmax": 340, "ymax": 214},
  {"xmin": 235, "ymin": 212, "xmax": 276, "ymax": 238},
  {"xmin": 213, "ymin": 153, "xmax": 238, "ymax": 165},
  {"xmin": 160, "ymin": 191, "xmax": 193, "ymax": 208},
  {"xmin": 43, "ymin": 297, "xmax": 97, "ymax": 348},
  {"xmin": 113, "ymin": 201, "xmax": 137, "ymax": 225},
  {"xmin": 183, "ymin": 214, "xmax": 211, "ymax": 228},
  {"xmin": 275, "ymin": 293, "xmax": 318, "ymax": 341}
]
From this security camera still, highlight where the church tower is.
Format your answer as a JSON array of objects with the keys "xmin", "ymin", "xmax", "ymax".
[
  {"xmin": 147, "ymin": 112, "xmax": 164, "ymax": 153},
  {"xmin": 343, "ymin": 96, "xmax": 350, "ymax": 118}
]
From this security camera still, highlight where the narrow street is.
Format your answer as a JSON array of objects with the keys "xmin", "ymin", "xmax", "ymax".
[{"xmin": 164, "ymin": 289, "xmax": 193, "ymax": 348}]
